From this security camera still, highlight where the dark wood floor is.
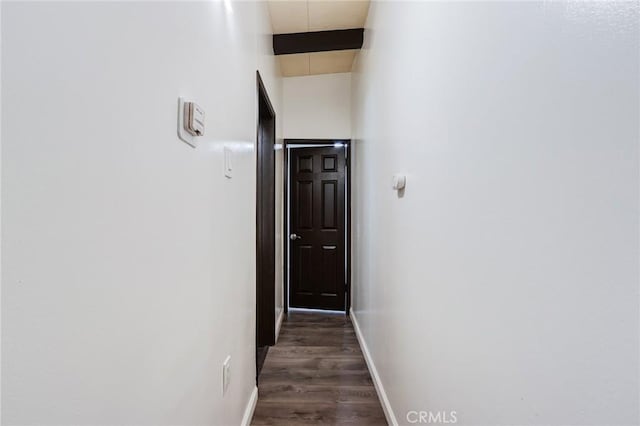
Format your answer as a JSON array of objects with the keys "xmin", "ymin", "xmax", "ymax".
[
  {"xmin": 251, "ymin": 311, "xmax": 387, "ymax": 425},
  {"xmin": 257, "ymin": 346, "xmax": 269, "ymax": 377}
]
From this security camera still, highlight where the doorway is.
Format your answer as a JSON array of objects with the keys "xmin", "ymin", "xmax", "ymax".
[
  {"xmin": 283, "ymin": 139, "xmax": 351, "ymax": 313},
  {"xmin": 256, "ymin": 72, "xmax": 276, "ymax": 380}
]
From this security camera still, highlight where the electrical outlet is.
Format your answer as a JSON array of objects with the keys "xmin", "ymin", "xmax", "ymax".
[{"xmin": 222, "ymin": 356, "xmax": 231, "ymax": 395}]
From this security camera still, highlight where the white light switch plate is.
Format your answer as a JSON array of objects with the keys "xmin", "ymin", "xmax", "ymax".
[
  {"xmin": 222, "ymin": 356, "xmax": 231, "ymax": 395},
  {"xmin": 224, "ymin": 146, "xmax": 233, "ymax": 178}
]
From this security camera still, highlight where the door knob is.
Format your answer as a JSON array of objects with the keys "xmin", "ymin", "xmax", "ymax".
[{"xmin": 290, "ymin": 233, "xmax": 302, "ymax": 240}]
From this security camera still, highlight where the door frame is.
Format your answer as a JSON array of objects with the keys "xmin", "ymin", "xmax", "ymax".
[
  {"xmin": 283, "ymin": 139, "xmax": 352, "ymax": 315},
  {"xmin": 256, "ymin": 71, "xmax": 276, "ymax": 361}
]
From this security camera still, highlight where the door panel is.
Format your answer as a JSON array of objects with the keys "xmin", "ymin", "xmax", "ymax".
[
  {"xmin": 290, "ymin": 147, "xmax": 346, "ymax": 311},
  {"xmin": 322, "ymin": 180, "xmax": 338, "ymax": 229},
  {"xmin": 297, "ymin": 155, "xmax": 313, "ymax": 173},
  {"xmin": 297, "ymin": 245, "xmax": 314, "ymax": 294},
  {"xmin": 297, "ymin": 181, "xmax": 314, "ymax": 229},
  {"xmin": 320, "ymin": 245, "xmax": 338, "ymax": 295}
]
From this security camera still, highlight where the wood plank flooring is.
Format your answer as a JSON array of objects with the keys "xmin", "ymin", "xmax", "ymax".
[{"xmin": 251, "ymin": 311, "xmax": 387, "ymax": 425}]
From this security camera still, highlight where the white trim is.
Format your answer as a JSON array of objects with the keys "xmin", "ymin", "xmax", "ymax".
[
  {"xmin": 240, "ymin": 386, "xmax": 258, "ymax": 426},
  {"xmin": 275, "ymin": 309, "xmax": 284, "ymax": 341},
  {"xmin": 286, "ymin": 143, "xmax": 337, "ymax": 149},
  {"xmin": 350, "ymin": 308, "xmax": 399, "ymax": 426},
  {"xmin": 289, "ymin": 307, "xmax": 345, "ymax": 315}
]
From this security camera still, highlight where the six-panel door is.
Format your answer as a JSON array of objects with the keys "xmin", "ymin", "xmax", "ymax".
[{"xmin": 290, "ymin": 146, "xmax": 346, "ymax": 311}]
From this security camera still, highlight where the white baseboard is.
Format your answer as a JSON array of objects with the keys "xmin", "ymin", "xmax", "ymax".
[
  {"xmin": 350, "ymin": 308, "xmax": 399, "ymax": 426},
  {"xmin": 275, "ymin": 309, "xmax": 284, "ymax": 341},
  {"xmin": 240, "ymin": 386, "xmax": 258, "ymax": 426}
]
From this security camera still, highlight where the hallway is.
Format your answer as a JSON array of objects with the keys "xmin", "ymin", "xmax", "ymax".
[
  {"xmin": 251, "ymin": 311, "xmax": 387, "ymax": 425},
  {"xmin": 1, "ymin": 1, "xmax": 639, "ymax": 425}
]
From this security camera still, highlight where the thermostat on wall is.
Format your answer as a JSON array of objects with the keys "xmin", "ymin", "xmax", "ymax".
[
  {"xmin": 177, "ymin": 97, "xmax": 204, "ymax": 147},
  {"xmin": 185, "ymin": 102, "xmax": 205, "ymax": 136}
]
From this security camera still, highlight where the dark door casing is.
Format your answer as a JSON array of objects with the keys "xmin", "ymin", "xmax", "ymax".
[
  {"xmin": 256, "ymin": 71, "xmax": 276, "ymax": 377},
  {"xmin": 289, "ymin": 146, "xmax": 346, "ymax": 311}
]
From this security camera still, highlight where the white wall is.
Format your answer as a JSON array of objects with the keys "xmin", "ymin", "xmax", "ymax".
[
  {"xmin": 351, "ymin": 1, "xmax": 639, "ymax": 425},
  {"xmin": 1, "ymin": 1, "xmax": 282, "ymax": 424},
  {"xmin": 283, "ymin": 73, "xmax": 351, "ymax": 139}
]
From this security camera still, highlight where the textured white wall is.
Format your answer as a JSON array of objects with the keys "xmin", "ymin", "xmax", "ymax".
[
  {"xmin": 1, "ymin": 1, "xmax": 282, "ymax": 424},
  {"xmin": 283, "ymin": 73, "xmax": 351, "ymax": 140},
  {"xmin": 351, "ymin": 1, "xmax": 639, "ymax": 425}
]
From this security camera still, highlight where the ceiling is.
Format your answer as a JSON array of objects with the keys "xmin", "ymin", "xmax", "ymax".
[{"xmin": 267, "ymin": 0, "xmax": 370, "ymax": 77}]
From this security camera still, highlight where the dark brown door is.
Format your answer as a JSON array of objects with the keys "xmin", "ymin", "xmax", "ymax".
[{"xmin": 290, "ymin": 146, "xmax": 346, "ymax": 311}]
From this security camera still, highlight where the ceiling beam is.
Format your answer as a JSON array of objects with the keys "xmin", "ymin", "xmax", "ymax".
[{"xmin": 273, "ymin": 29, "xmax": 364, "ymax": 55}]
